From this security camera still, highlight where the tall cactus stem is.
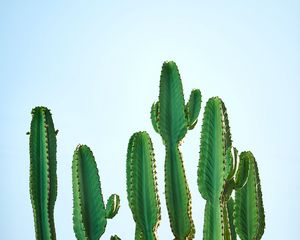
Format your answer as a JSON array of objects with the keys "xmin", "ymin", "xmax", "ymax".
[
  {"xmin": 29, "ymin": 106, "xmax": 57, "ymax": 240},
  {"xmin": 151, "ymin": 61, "xmax": 201, "ymax": 239}
]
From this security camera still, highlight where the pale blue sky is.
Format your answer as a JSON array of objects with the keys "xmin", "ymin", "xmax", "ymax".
[{"xmin": 1, "ymin": 1, "xmax": 299, "ymax": 239}]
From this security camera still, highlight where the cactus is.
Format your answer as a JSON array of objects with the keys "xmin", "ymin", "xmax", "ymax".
[
  {"xmin": 198, "ymin": 97, "xmax": 249, "ymax": 240},
  {"xmin": 110, "ymin": 235, "xmax": 121, "ymax": 240},
  {"xmin": 151, "ymin": 61, "xmax": 201, "ymax": 239},
  {"xmin": 126, "ymin": 132, "xmax": 161, "ymax": 240},
  {"xmin": 29, "ymin": 106, "xmax": 58, "ymax": 240},
  {"xmin": 72, "ymin": 145, "xmax": 120, "ymax": 240},
  {"xmin": 234, "ymin": 152, "xmax": 265, "ymax": 240}
]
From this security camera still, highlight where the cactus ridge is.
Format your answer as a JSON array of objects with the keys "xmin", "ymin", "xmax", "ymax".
[
  {"xmin": 72, "ymin": 145, "xmax": 119, "ymax": 240},
  {"xmin": 29, "ymin": 106, "xmax": 57, "ymax": 240},
  {"xmin": 234, "ymin": 152, "xmax": 265, "ymax": 240},
  {"xmin": 126, "ymin": 131, "xmax": 161, "ymax": 240},
  {"xmin": 151, "ymin": 61, "xmax": 201, "ymax": 239}
]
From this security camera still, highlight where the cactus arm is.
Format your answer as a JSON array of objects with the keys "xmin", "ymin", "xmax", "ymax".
[
  {"xmin": 150, "ymin": 101, "xmax": 160, "ymax": 134},
  {"xmin": 110, "ymin": 235, "xmax": 121, "ymax": 240},
  {"xmin": 105, "ymin": 194, "xmax": 120, "ymax": 219},
  {"xmin": 198, "ymin": 97, "xmax": 232, "ymax": 240},
  {"xmin": 72, "ymin": 145, "xmax": 107, "ymax": 240},
  {"xmin": 126, "ymin": 132, "xmax": 160, "ymax": 239},
  {"xmin": 158, "ymin": 61, "xmax": 187, "ymax": 143},
  {"xmin": 234, "ymin": 152, "xmax": 265, "ymax": 240},
  {"xmin": 225, "ymin": 147, "xmax": 238, "ymax": 181},
  {"xmin": 185, "ymin": 89, "xmax": 202, "ymax": 130},
  {"xmin": 29, "ymin": 106, "xmax": 57, "ymax": 240},
  {"xmin": 233, "ymin": 154, "xmax": 249, "ymax": 189}
]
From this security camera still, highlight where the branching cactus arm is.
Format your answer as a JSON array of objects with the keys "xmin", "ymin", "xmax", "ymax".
[
  {"xmin": 105, "ymin": 194, "xmax": 120, "ymax": 219},
  {"xmin": 29, "ymin": 106, "xmax": 57, "ymax": 240},
  {"xmin": 185, "ymin": 89, "xmax": 202, "ymax": 130}
]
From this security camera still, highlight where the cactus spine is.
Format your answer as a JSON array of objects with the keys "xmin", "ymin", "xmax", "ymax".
[
  {"xmin": 72, "ymin": 145, "xmax": 120, "ymax": 240},
  {"xmin": 151, "ymin": 61, "xmax": 201, "ymax": 239},
  {"xmin": 29, "ymin": 106, "xmax": 57, "ymax": 240},
  {"xmin": 234, "ymin": 152, "xmax": 265, "ymax": 240},
  {"xmin": 126, "ymin": 132, "xmax": 161, "ymax": 240},
  {"xmin": 198, "ymin": 97, "xmax": 250, "ymax": 240}
]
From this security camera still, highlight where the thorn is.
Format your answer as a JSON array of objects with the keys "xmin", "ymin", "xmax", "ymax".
[
  {"xmin": 26, "ymin": 131, "xmax": 30, "ymax": 135},
  {"xmin": 55, "ymin": 129, "xmax": 59, "ymax": 135}
]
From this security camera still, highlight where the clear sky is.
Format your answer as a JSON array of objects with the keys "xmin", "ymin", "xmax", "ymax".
[{"xmin": 0, "ymin": 1, "xmax": 299, "ymax": 239}]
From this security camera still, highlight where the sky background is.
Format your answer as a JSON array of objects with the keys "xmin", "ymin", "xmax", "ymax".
[{"xmin": 1, "ymin": 1, "xmax": 299, "ymax": 239}]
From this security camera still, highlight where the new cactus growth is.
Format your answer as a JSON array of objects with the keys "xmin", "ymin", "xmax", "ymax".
[
  {"xmin": 110, "ymin": 235, "xmax": 121, "ymax": 240},
  {"xmin": 126, "ymin": 131, "xmax": 160, "ymax": 240},
  {"xmin": 151, "ymin": 61, "xmax": 201, "ymax": 239},
  {"xmin": 29, "ymin": 106, "xmax": 58, "ymax": 240},
  {"xmin": 72, "ymin": 145, "xmax": 120, "ymax": 240},
  {"xmin": 198, "ymin": 97, "xmax": 249, "ymax": 240},
  {"xmin": 234, "ymin": 152, "xmax": 265, "ymax": 240}
]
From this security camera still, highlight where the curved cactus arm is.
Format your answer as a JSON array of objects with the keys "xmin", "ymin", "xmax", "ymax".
[
  {"xmin": 110, "ymin": 235, "xmax": 121, "ymax": 240},
  {"xmin": 233, "ymin": 153, "xmax": 249, "ymax": 189},
  {"xmin": 185, "ymin": 89, "xmax": 202, "ymax": 130},
  {"xmin": 126, "ymin": 132, "xmax": 161, "ymax": 240},
  {"xmin": 150, "ymin": 101, "xmax": 160, "ymax": 134},
  {"xmin": 29, "ymin": 106, "xmax": 57, "ymax": 240},
  {"xmin": 234, "ymin": 151, "xmax": 265, "ymax": 240},
  {"xmin": 225, "ymin": 147, "xmax": 238, "ymax": 181},
  {"xmin": 158, "ymin": 61, "xmax": 187, "ymax": 143},
  {"xmin": 72, "ymin": 145, "xmax": 107, "ymax": 240},
  {"xmin": 198, "ymin": 97, "xmax": 232, "ymax": 240},
  {"xmin": 105, "ymin": 194, "xmax": 120, "ymax": 219}
]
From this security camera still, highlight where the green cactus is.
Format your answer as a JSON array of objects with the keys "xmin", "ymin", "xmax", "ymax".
[
  {"xmin": 198, "ymin": 97, "xmax": 249, "ymax": 240},
  {"xmin": 72, "ymin": 145, "xmax": 120, "ymax": 240},
  {"xmin": 126, "ymin": 132, "xmax": 160, "ymax": 240},
  {"xmin": 29, "ymin": 106, "xmax": 58, "ymax": 240},
  {"xmin": 110, "ymin": 235, "xmax": 121, "ymax": 240},
  {"xmin": 151, "ymin": 61, "xmax": 201, "ymax": 239},
  {"xmin": 234, "ymin": 152, "xmax": 265, "ymax": 240}
]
